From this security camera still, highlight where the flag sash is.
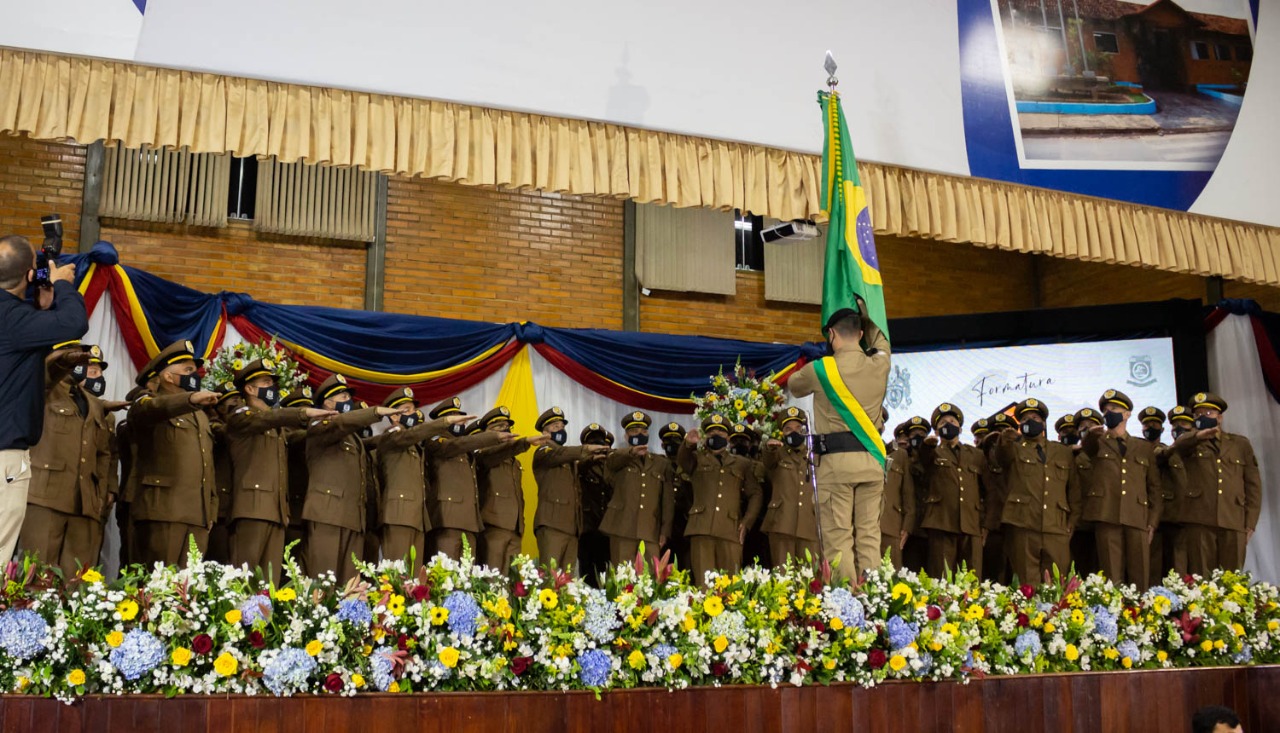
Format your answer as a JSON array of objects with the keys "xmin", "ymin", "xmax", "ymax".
[{"xmin": 813, "ymin": 356, "xmax": 887, "ymax": 468}]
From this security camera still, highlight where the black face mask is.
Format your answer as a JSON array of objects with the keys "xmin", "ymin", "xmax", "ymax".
[
  {"xmin": 82, "ymin": 376, "xmax": 106, "ymax": 397},
  {"xmin": 402, "ymin": 412, "xmax": 421, "ymax": 429},
  {"xmin": 450, "ymin": 423, "xmax": 467, "ymax": 437},
  {"xmin": 1103, "ymin": 411, "xmax": 1126, "ymax": 430},
  {"xmin": 729, "ymin": 441, "xmax": 749, "ymax": 456},
  {"xmin": 257, "ymin": 386, "xmax": 280, "ymax": 407},
  {"xmin": 550, "ymin": 430, "xmax": 567, "ymax": 445},
  {"xmin": 334, "ymin": 400, "xmax": 354, "ymax": 414},
  {"xmin": 1142, "ymin": 427, "xmax": 1164, "ymax": 443},
  {"xmin": 627, "ymin": 433, "xmax": 649, "ymax": 447},
  {"xmin": 937, "ymin": 424, "xmax": 961, "ymax": 441},
  {"xmin": 1060, "ymin": 433, "xmax": 1080, "ymax": 447},
  {"xmin": 1194, "ymin": 416, "xmax": 1218, "ymax": 431},
  {"xmin": 1020, "ymin": 421, "xmax": 1045, "ymax": 438},
  {"xmin": 908, "ymin": 435, "xmax": 924, "ymax": 450},
  {"xmin": 705, "ymin": 434, "xmax": 729, "ymax": 451},
  {"xmin": 178, "ymin": 374, "xmax": 201, "ymax": 393},
  {"xmin": 360, "ymin": 426, "xmax": 373, "ymax": 439},
  {"xmin": 71, "ymin": 364, "xmax": 87, "ymax": 381},
  {"xmin": 783, "ymin": 432, "xmax": 807, "ymax": 449},
  {"xmin": 1172, "ymin": 428, "xmax": 1189, "ymax": 440}
]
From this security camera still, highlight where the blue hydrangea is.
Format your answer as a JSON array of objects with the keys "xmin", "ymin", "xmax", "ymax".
[
  {"xmin": 1091, "ymin": 606, "xmax": 1118, "ymax": 643},
  {"xmin": 825, "ymin": 588, "xmax": 866, "ymax": 629},
  {"xmin": 261, "ymin": 647, "xmax": 318, "ymax": 695},
  {"xmin": 577, "ymin": 649, "xmax": 612, "ymax": 688},
  {"xmin": 336, "ymin": 598, "xmax": 372, "ymax": 626},
  {"xmin": 652, "ymin": 644, "xmax": 677, "ymax": 662},
  {"xmin": 370, "ymin": 650, "xmax": 396, "ymax": 692},
  {"xmin": 443, "ymin": 592, "xmax": 481, "ymax": 638},
  {"xmin": 1117, "ymin": 640, "xmax": 1140, "ymax": 663},
  {"xmin": 915, "ymin": 652, "xmax": 934, "ymax": 677},
  {"xmin": 239, "ymin": 595, "xmax": 273, "ymax": 626},
  {"xmin": 1014, "ymin": 631, "xmax": 1042, "ymax": 658},
  {"xmin": 886, "ymin": 616, "xmax": 919, "ymax": 650},
  {"xmin": 1234, "ymin": 646, "xmax": 1253, "ymax": 664},
  {"xmin": 0, "ymin": 609, "xmax": 48, "ymax": 661},
  {"xmin": 1148, "ymin": 586, "xmax": 1183, "ymax": 612},
  {"xmin": 583, "ymin": 595, "xmax": 622, "ymax": 644},
  {"xmin": 109, "ymin": 629, "xmax": 165, "ymax": 680}
]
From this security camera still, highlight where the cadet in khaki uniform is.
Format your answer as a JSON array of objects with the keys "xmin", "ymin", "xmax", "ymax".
[
  {"xmin": 20, "ymin": 343, "xmax": 116, "ymax": 576},
  {"xmin": 280, "ymin": 387, "xmax": 315, "ymax": 565},
  {"xmin": 476, "ymin": 406, "xmax": 549, "ymax": 570},
  {"xmin": 1136, "ymin": 406, "xmax": 1170, "ymax": 585},
  {"xmin": 303, "ymin": 374, "xmax": 400, "ymax": 579},
  {"xmin": 1055, "ymin": 414, "xmax": 1080, "ymax": 448},
  {"xmin": 678, "ymin": 415, "xmax": 764, "ymax": 582},
  {"xmin": 1080, "ymin": 390, "xmax": 1161, "ymax": 587},
  {"xmin": 372, "ymin": 388, "xmax": 466, "ymax": 567},
  {"xmin": 1069, "ymin": 408, "xmax": 1103, "ymax": 577},
  {"xmin": 226, "ymin": 360, "xmax": 335, "ymax": 581},
  {"xmin": 114, "ymin": 384, "xmax": 150, "ymax": 568},
  {"xmin": 600, "ymin": 411, "xmax": 675, "ymax": 565},
  {"xmin": 576, "ymin": 423, "xmax": 615, "ymax": 579},
  {"xmin": 898, "ymin": 417, "xmax": 931, "ymax": 571},
  {"xmin": 916, "ymin": 403, "xmax": 987, "ymax": 578},
  {"xmin": 532, "ymin": 407, "xmax": 609, "ymax": 571},
  {"xmin": 990, "ymin": 399, "xmax": 1082, "ymax": 585},
  {"xmin": 1154, "ymin": 406, "xmax": 1193, "ymax": 582},
  {"xmin": 206, "ymin": 381, "xmax": 242, "ymax": 564},
  {"xmin": 426, "ymin": 398, "xmax": 507, "ymax": 560},
  {"xmin": 787, "ymin": 306, "xmax": 891, "ymax": 582},
  {"xmin": 980, "ymin": 414, "xmax": 1017, "ymax": 584},
  {"xmin": 658, "ymin": 422, "xmax": 693, "ymax": 572},
  {"xmin": 880, "ymin": 422, "xmax": 916, "ymax": 567},
  {"xmin": 127, "ymin": 341, "xmax": 223, "ymax": 567},
  {"xmin": 760, "ymin": 407, "xmax": 819, "ymax": 567},
  {"xmin": 1171, "ymin": 392, "xmax": 1261, "ymax": 575}
]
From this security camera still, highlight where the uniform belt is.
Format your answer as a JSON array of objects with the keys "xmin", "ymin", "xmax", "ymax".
[{"xmin": 813, "ymin": 432, "xmax": 867, "ymax": 456}]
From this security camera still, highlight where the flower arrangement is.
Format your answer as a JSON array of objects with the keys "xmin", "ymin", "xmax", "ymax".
[
  {"xmin": 1, "ymin": 543, "xmax": 1278, "ymax": 703},
  {"xmin": 205, "ymin": 337, "xmax": 308, "ymax": 391},
  {"xmin": 691, "ymin": 361, "xmax": 788, "ymax": 438}
]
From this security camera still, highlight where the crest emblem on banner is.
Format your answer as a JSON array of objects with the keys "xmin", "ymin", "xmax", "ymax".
[
  {"xmin": 886, "ymin": 365, "xmax": 912, "ymax": 410},
  {"xmin": 1128, "ymin": 356, "xmax": 1155, "ymax": 388}
]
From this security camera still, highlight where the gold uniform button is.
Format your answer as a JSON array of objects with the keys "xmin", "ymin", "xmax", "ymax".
[
  {"xmin": 959, "ymin": 497, "xmax": 964, "ymax": 503},
  {"xmin": 717, "ymin": 494, "xmax": 722, "ymax": 499},
  {"xmin": 1218, "ymin": 490, "xmax": 1223, "ymax": 495},
  {"xmin": 1121, "ymin": 491, "xmax": 1126, "ymax": 496},
  {"xmin": 639, "ymin": 504, "xmax": 644, "ymax": 510},
  {"xmin": 715, "ymin": 507, "xmax": 720, "ymax": 512},
  {"xmin": 1043, "ymin": 504, "xmax": 1048, "ymax": 509}
]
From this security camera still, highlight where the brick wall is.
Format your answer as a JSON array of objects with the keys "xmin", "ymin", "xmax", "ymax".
[
  {"xmin": 0, "ymin": 133, "xmax": 85, "ymax": 252},
  {"xmin": 1037, "ymin": 257, "xmax": 1207, "ymax": 308},
  {"xmin": 384, "ymin": 178, "xmax": 624, "ymax": 329},
  {"xmin": 100, "ymin": 220, "xmax": 367, "ymax": 309}
]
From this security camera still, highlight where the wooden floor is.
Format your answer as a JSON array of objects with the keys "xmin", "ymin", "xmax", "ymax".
[{"xmin": 2, "ymin": 666, "xmax": 1277, "ymax": 732}]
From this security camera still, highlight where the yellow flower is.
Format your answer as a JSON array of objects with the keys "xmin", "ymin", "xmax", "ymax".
[
  {"xmin": 1103, "ymin": 648, "xmax": 1119, "ymax": 661},
  {"xmin": 225, "ymin": 609, "xmax": 242, "ymax": 624},
  {"xmin": 373, "ymin": 628, "xmax": 386, "ymax": 642},
  {"xmin": 713, "ymin": 636, "xmax": 729, "ymax": 654},
  {"xmin": 628, "ymin": 650, "xmax": 646, "ymax": 670},
  {"xmin": 306, "ymin": 640, "xmax": 323, "ymax": 656},
  {"xmin": 67, "ymin": 669, "xmax": 86, "ymax": 686},
  {"xmin": 1269, "ymin": 620, "xmax": 1280, "ymax": 633},
  {"xmin": 940, "ymin": 623, "xmax": 958, "ymax": 636},
  {"xmin": 830, "ymin": 617, "xmax": 845, "ymax": 631},
  {"xmin": 429, "ymin": 606, "xmax": 449, "ymax": 626},
  {"xmin": 1214, "ymin": 640, "xmax": 1226, "ymax": 651},
  {"xmin": 1071, "ymin": 609, "xmax": 1085, "ymax": 625},
  {"xmin": 439, "ymin": 646, "xmax": 460, "ymax": 669},
  {"xmin": 116, "ymin": 599, "xmax": 139, "ymax": 621},
  {"xmin": 668, "ymin": 653, "xmax": 683, "ymax": 669},
  {"xmin": 172, "ymin": 647, "xmax": 192, "ymax": 666},
  {"xmin": 1064, "ymin": 644, "xmax": 1079, "ymax": 661},
  {"xmin": 388, "ymin": 594, "xmax": 406, "ymax": 617},
  {"xmin": 16, "ymin": 676, "xmax": 30, "ymax": 692},
  {"xmin": 1231, "ymin": 623, "xmax": 1245, "ymax": 637},
  {"xmin": 1152, "ymin": 596, "xmax": 1171, "ymax": 615},
  {"xmin": 1157, "ymin": 651, "xmax": 1168, "ymax": 663},
  {"xmin": 539, "ymin": 589, "xmax": 559, "ymax": 610},
  {"xmin": 106, "ymin": 631, "xmax": 124, "ymax": 648},
  {"xmin": 703, "ymin": 597, "xmax": 724, "ymax": 617},
  {"xmin": 929, "ymin": 640, "xmax": 943, "ymax": 652},
  {"xmin": 824, "ymin": 659, "xmax": 837, "ymax": 670},
  {"xmin": 389, "ymin": 681, "xmax": 401, "ymax": 693},
  {"xmin": 214, "ymin": 652, "xmax": 239, "ymax": 677},
  {"xmin": 1043, "ymin": 622, "xmax": 1056, "ymax": 634},
  {"xmin": 1200, "ymin": 640, "xmax": 1214, "ymax": 653},
  {"xmin": 1122, "ymin": 657, "xmax": 1133, "ymax": 669},
  {"xmin": 82, "ymin": 569, "xmax": 104, "ymax": 584},
  {"xmin": 351, "ymin": 674, "xmax": 366, "ymax": 689},
  {"xmin": 889, "ymin": 655, "xmax": 907, "ymax": 672},
  {"xmin": 734, "ymin": 400, "xmax": 744, "ymax": 410},
  {"xmin": 891, "ymin": 583, "xmax": 913, "ymax": 604},
  {"xmin": 964, "ymin": 604, "xmax": 984, "ymax": 621},
  {"xmin": 274, "ymin": 588, "xmax": 297, "ymax": 602},
  {"xmin": 1031, "ymin": 613, "xmax": 1044, "ymax": 629},
  {"xmin": 681, "ymin": 615, "xmax": 697, "ymax": 632},
  {"xmin": 714, "ymin": 575, "xmax": 731, "ymax": 590}
]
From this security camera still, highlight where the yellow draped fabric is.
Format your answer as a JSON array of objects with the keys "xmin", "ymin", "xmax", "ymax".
[
  {"xmin": 2, "ymin": 48, "xmax": 1277, "ymax": 285},
  {"xmin": 492, "ymin": 346, "xmax": 541, "ymax": 557}
]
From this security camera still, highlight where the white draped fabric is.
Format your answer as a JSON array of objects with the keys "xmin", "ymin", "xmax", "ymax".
[{"xmin": 1208, "ymin": 314, "xmax": 1280, "ymax": 584}]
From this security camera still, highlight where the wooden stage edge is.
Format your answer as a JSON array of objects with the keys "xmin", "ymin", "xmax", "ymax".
[{"xmin": 3, "ymin": 666, "xmax": 1278, "ymax": 732}]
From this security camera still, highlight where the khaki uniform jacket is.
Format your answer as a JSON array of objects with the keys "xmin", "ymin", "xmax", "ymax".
[
  {"xmin": 880, "ymin": 446, "xmax": 917, "ymax": 537},
  {"xmin": 1171, "ymin": 431, "xmax": 1261, "ymax": 532},
  {"xmin": 599, "ymin": 449, "xmax": 674, "ymax": 544},
  {"xmin": 677, "ymin": 443, "xmax": 763, "ymax": 542},
  {"xmin": 211, "ymin": 419, "xmax": 233, "ymax": 522},
  {"xmin": 787, "ymin": 324, "xmax": 891, "ymax": 485},
  {"xmin": 916, "ymin": 440, "xmax": 987, "ymax": 537},
  {"xmin": 374, "ymin": 420, "xmax": 451, "ymax": 531},
  {"xmin": 426, "ymin": 432, "xmax": 504, "ymax": 532},
  {"xmin": 991, "ymin": 432, "xmax": 1082, "ymax": 536},
  {"xmin": 759, "ymin": 443, "xmax": 819, "ymax": 541},
  {"xmin": 302, "ymin": 407, "xmax": 382, "ymax": 532},
  {"xmin": 127, "ymin": 392, "xmax": 217, "ymax": 527},
  {"xmin": 28, "ymin": 379, "xmax": 113, "ymax": 520},
  {"xmin": 1081, "ymin": 431, "xmax": 1161, "ymax": 529},
  {"xmin": 226, "ymin": 406, "xmax": 311, "ymax": 525},
  {"xmin": 981, "ymin": 441, "xmax": 1008, "ymax": 532},
  {"xmin": 533, "ymin": 444, "xmax": 595, "ymax": 535},
  {"xmin": 477, "ymin": 439, "xmax": 533, "ymax": 534},
  {"xmin": 1155, "ymin": 444, "xmax": 1186, "ymax": 524}
]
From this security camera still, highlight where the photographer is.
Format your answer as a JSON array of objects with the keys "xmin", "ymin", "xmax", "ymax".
[{"xmin": 0, "ymin": 233, "xmax": 89, "ymax": 565}]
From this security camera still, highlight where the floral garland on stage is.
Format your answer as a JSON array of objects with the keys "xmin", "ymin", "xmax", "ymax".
[
  {"xmin": 1, "ymin": 544, "xmax": 1278, "ymax": 701},
  {"xmin": 692, "ymin": 361, "xmax": 788, "ymax": 438},
  {"xmin": 205, "ymin": 337, "xmax": 307, "ymax": 391}
]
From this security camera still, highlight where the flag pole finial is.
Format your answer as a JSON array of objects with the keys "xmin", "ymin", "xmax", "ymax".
[{"xmin": 824, "ymin": 51, "xmax": 838, "ymax": 92}]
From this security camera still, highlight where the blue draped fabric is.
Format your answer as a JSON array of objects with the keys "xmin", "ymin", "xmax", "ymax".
[{"xmin": 125, "ymin": 265, "xmax": 225, "ymax": 354}]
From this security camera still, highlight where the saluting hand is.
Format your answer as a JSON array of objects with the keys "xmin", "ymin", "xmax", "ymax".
[
  {"xmin": 54, "ymin": 349, "xmax": 91, "ymax": 367},
  {"xmin": 529, "ymin": 434, "xmax": 553, "ymax": 447},
  {"xmin": 587, "ymin": 445, "xmax": 610, "ymax": 458},
  {"xmin": 1196, "ymin": 428, "xmax": 1220, "ymax": 441},
  {"xmin": 187, "ymin": 391, "xmax": 219, "ymax": 407},
  {"xmin": 685, "ymin": 429, "xmax": 701, "ymax": 445},
  {"xmin": 374, "ymin": 406, "xmax": 400, "ymax": 417},
  {"xmin": 303, "ymin": 407, "xmax": 338, "ymax": 420},
  {"xmin": 447, "ymin": 414, "xmax": 476, "ymax": 426},
  {"xmin": 100, "ymin": 400, "xmax": 130, "ymax": 412},
  {"xmin": 631, "ymin": 445, "xmax": 649, "ymax": 457},
  {"xmin": 494, "ymin": 431, "xmax": 517, "ymax": 443},
  {"xmin": 766, "ymin": 439, "xmax": 783, "ymax": 448}
]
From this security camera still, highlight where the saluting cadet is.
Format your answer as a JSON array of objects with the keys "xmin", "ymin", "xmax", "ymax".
[{"xmin": 531, "ymin": 407, "xmax": 609, "ymax": 571}]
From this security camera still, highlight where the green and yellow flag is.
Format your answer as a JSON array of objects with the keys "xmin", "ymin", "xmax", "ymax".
[{"xmin": 818, "ymin": 90, "xmax": 888, "ymax": 341}]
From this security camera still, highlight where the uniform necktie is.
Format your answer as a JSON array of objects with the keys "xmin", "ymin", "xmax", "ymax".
[
  {"xmin": 1117, "ymin": 438, "xmax": 1127, "ymax": 458},
  {"xmin": 71, "ymin": 387, "xmax": 88, "ymax": 418},
  {"xmin": 1035, "ymin": 444, "xmax": 1046, "ymax": 464}
]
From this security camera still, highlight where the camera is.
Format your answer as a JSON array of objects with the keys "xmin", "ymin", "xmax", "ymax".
[{"xmin": 33, "ymin": 214, "xmax": 63, "ymax": 287}]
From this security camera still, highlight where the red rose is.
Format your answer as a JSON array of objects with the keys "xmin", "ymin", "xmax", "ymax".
[
  {"xmin": 411, "ymin": 584, "xmax": 430, "ymax": 603},
  {"xmin": 711, "ymin": 662, "xmax": 728, "ymax": 677},
  {"xmin": 1016, "ymin": 613, "xmax": 1030, "ymax": 628},
  {"xmin": 513, "ymin": 582, "xmax": 528, "ymax": 598},
  {"xmin": 248, "ymin": 630, "xmax": 266, "ymax": 649},
  {"xmin": 324, "ymin": 673, "xmax": 343, "ymax": 693},
  {"xmin": 397, "ymin": 634, "xmax": 410, "ymax": 651},
  {"xmin": 511, "ymin": 656, "xmax": 532, "ymax": 676},
  {"xmin": 625, "ymin": 583, "xmax": 635, "ymax": 593},
  {"xmin": 1019, "ymin": 584, "xmax": 1035, "ymax": 600},
  {"xmin": 192, "ymin": 634, "xmax": 214, "ymax": 655},
  {"xmin": 926, "ymin": 606, "xmax": 942, "ymax": 621},
  {"xmin": 1183, "ymin": 574, "xmax": 1196, "ymax": 586},
  {"xmin": 868, "ymin": 650, "xmax": 887, "ymax": 669},
  {"xmin": 808, "ymin": 579, "xmax": 823, "ymax": 594}
]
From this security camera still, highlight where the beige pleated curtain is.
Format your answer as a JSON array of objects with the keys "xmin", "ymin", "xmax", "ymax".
[{"xmin": 1, "ymin": 48, "xmax": 1277, "ymax": 285}]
